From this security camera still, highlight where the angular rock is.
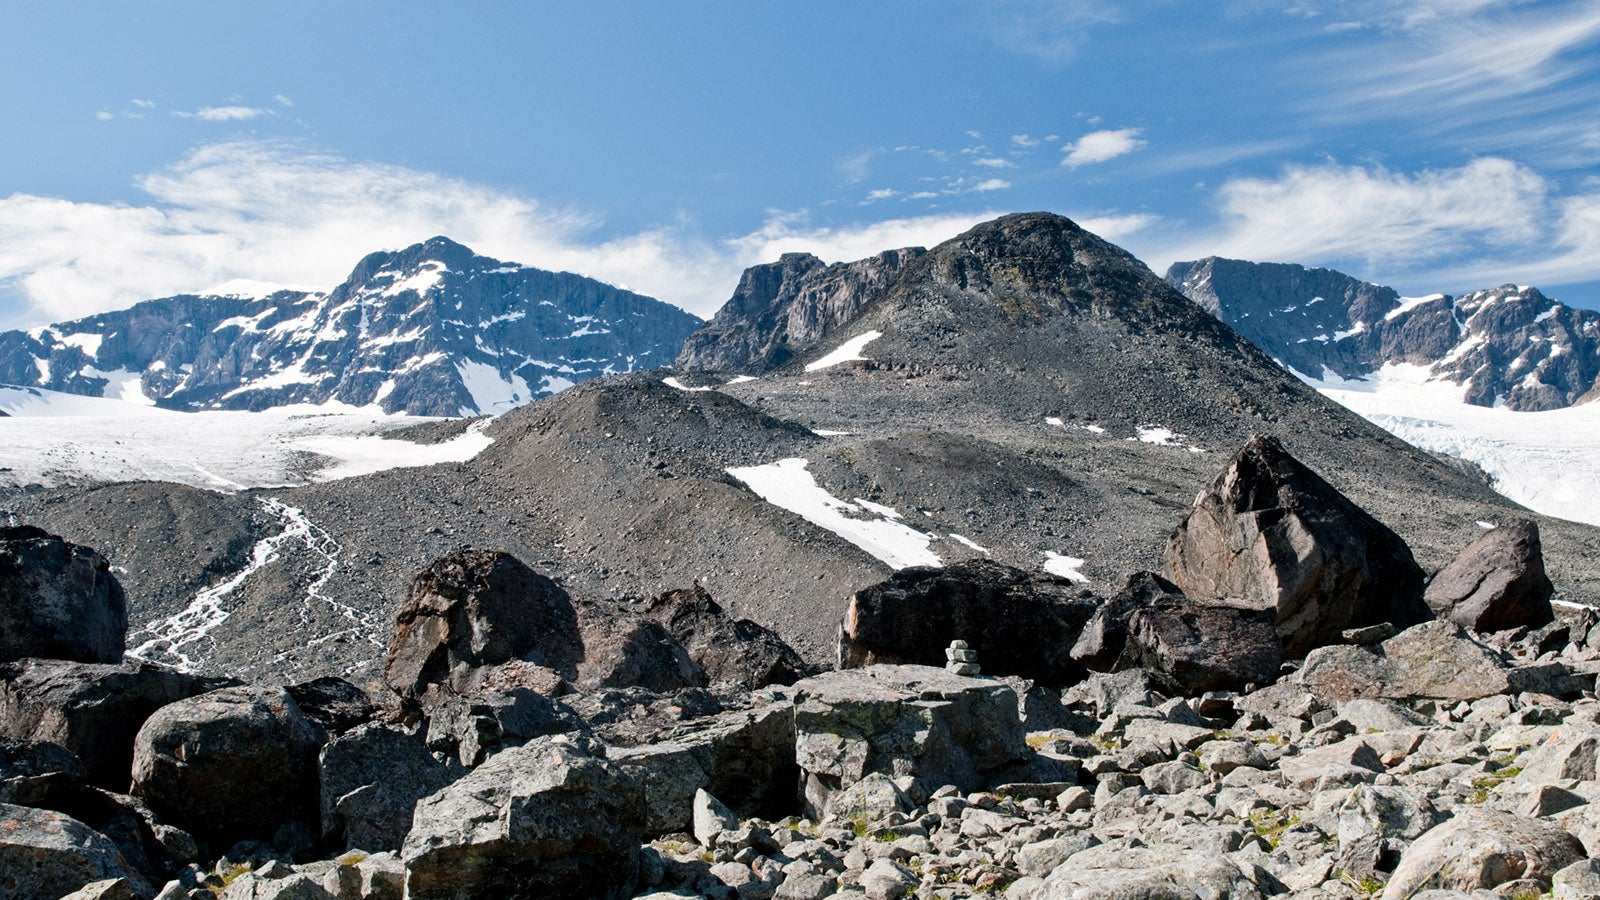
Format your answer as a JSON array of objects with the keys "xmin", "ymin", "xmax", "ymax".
[
  {"xmin": 1298, "ymin": 620, "xmax": 1512, "ymax": 705},
  {"xmin": 217, "ymin": 872, "xmax": 332, "ymax": 899},
  {"xmin": 0, "ymin": 737, "xmax": 83, "ymax": 807},
  {"xmin": 401, "ymin": 736, "xmax": 643, "ymax": 900},
  {"xmin": 1425, "ymin": 520, "xmax": 1554, "ymax": 633},
  {"xmin": 1037, "ymin": 842, "xmax": 1264, "ymax": 898},
  {"xmin": 1117, "ymin": 592, "xmax": 1282, "ymax": 694},
  {"xmin": 1071, "ymin": 571, "xmax": 1183, "ymax": 672},
  {"xmin": 318, "ymin": 723, "xmax": 457, "ymax": 854},
  {"xmin": 823, "ymin": 771, "xmax": 914, "ymax": 824},
  {"xmin": 643, "ymin": 584, "xmax": 809, "ymax": 689},
  {"xmin": 571, "ymin": 602, "xmax": 702, "ymax": 694},
  {"xmin": 283, "ymin": 677, "xmax": 375, "ymax": 738},
  {"xmin": 1383, "ymin": 807, "xmax": 1585, "ymax": 898},
  {"xmin": 610, "ymin": 699, "xmax": 797, "ymax": 837},
  {"xmin": 791, "ymin": 665, "xmax": 1028, "ymax": 818},
  {"xmin": 1553, "ymin": 859, "xmax": 1600, "ymax": 900},
  {"xmin": 0, "ymin": 525, "xmax": 127, "ymax": 664},
  {"xmin": 0, "ymin": 658, "xmax": 235, "ymax": 791},
  {"xmin": 1163, "ymin": 435, "xmax": 1429, "ymax": 659},
  {"xmin": 0, "ymin": 802, "xmax": 152, "ymax": 899},
  {"xmin": 859, "ymin": 858, "xmax": 919, "ymax": 900},
  {"xmin": 1514, "ymin": 722, "xmax": 1600, "ymax": 783},
  {"xmin": 838, "ymin": 560, "xmax": 1098, "ymax": 684},
  {"xmin": 423, "ymin": 688, "xmax": 586, "ymax": 767},
  {"xmin": 692, "ymin": 787, "xmax": 738, "ymax": 847},
  {"xmin": 382, "ymin": 549, "xmax": 582, "ymax": 703},
  {"xmin": 60, "ymin": 879, "xmax": 142, "ymax": 900},
  {"xmin": 130, "ymin": 685, "xmax": 323, "ymax": 853}
]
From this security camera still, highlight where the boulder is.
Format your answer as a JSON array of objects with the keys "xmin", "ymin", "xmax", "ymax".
[
  {"xmin": 0, "ymin": 658, "xmax": 235, "ymax": 791},
  {"xmin": 0, "ymin": 802, "xmax": 153, "ymax": 900},
  {"xmin": 610, "ymin": 698, "xmax": 797, "ymax": 836},
  {"xmin": 0, "ymin": 737, "xmax": 84, "ymax": 807},
  {"xmin": 401, "ymin": 736, "xmax": 644, "ymax": 900},
  {"xmin": 1034, "ymin": 842, "xmax": 1265, "ymax": 898},
  {"xmin": 1382, "ymin": 807, "xmax": 1585, "ymax": 898},
  {"xmin": 571, "ymin": 602, "xmax": 702, "ymax": 693},
  {"xmin": 1298, "ymin": 620, "xmax": 1512, "ymax": 704},
  {"xmin": 130, "ymin": 686, "xmax": 323, "ymax": 852},
  {"xmin": 1070, "ymin": 572, "xmax": 1179, "ymax": 672},
  {"xmin": 423, "ymin": 688, "xmax": 586, "ymax": 766},
  {"xmin": 383, "ymin": 549, "xmax": 582, "ymax": 703},
  {"xmin": 1425, "ymin": 520, "xmax": 1555, "ymax": 633},
  {"xmin": 1163, "ymin": 435, "xmax": 1429, "ymax": 659},
  {"xmin": 0, "ymin": 525, "xmax": 127, "ymax": 665},
  {"xmin": 838, "ymin": 560, "xmax": 1098, "ymax": 684},
  {"xmin": 1117, "ymin": 593, "xmax": 1282, "ymax": 694},
  {"xmin": 791, "ymin": 665, "xmax": 1029, "ymax": 818},
  {"xmin": 643, "ymin": 584, "xmax": 809, "ymax": 688},
  {"xmin": 283, "ymin": 677, "xmax": 376, "ymax": 737},
  {"xmin": 318, "ymin": 723, "xmax": 458, "ymax": 854}
]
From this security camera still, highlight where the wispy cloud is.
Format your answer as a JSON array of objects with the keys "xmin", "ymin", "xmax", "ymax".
[
  {"xmin": 1062, "ymin": 128, "xmax": 1147, "ymax": 167},
  {"xmin": 273, "ymin": 94, "xmax": 294, "ymax": 107},
  {"xmin": 973, "ymin": 178, "xmax": 1012, "ymax": 192},
  {"xmin": 0, "ymin": 140, "xmax": 1011, "ymax": 328},
  {"xmin": 972, "ymin": 157, "xmax": 1015, "ymax": 169},
  {"xmin": 131, "ymin": 98, "xmax": 156, "ymax": 109},
  {"xmin": 174, "ymin": 106, "xmax": 275, "ymax": 122},
  {"xmin": 983, "ymin": 0, "xmax": 1128, "ymax": 61}
]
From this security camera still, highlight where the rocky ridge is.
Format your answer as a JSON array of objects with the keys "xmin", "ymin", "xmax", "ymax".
[
  {"xmin": 1165, "ymin": 257, "xmax": 1600, "ymax": 412},
  {"xmin": 0, "ymin": 237, "xmax": 701, "ymax": 416}
]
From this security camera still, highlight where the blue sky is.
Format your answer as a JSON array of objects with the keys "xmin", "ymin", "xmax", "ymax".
[{"xmin": 2, "ymin": 0, "xmax": 1598, "ymax": 328}]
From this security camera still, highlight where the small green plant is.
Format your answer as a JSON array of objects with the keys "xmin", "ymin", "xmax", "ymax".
[
  {"xmin": 1338, "ymin": 871, "xmax": 1385, "ymax": 895},
  {"xmin": 1246, "ymin": 809, "xmax": 1300, "ymax": 849}
]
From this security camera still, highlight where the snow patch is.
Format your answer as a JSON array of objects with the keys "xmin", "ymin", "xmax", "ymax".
[
  {"xmin": 1043, "ymin": 552, "xmax": 1089, "ymax": 584},
  {"xmin": 455, "ymin": 360, "xmax": 531, "ymax": 414},
  {"xmin": 662, "ymin": 376, "xmax": 714, "ymax": 392},
  {"xmin": 57, "ymin": 333, "xmax": 103, "ymax": 357},
  {"xmin": 950, "ymin": 534, "xmax": 990, "ymax": 554},
  {"xmin": 805, "ymin": 331, "xmax": 883, "ymax": 372},
  {"xmin": 1385, "ymin": 294, "xmax": 1446, "ymax": 322},
  {"xmin": 726, "ymin": 458, "xmax": 941, "ymax": 569},
  {"xmin": 296, "ymin": 419, "xmax": 494, "ymax": 482},
  {"xmin": 381, "ymin": 262, "xmax": 448, "ymax": 298}
]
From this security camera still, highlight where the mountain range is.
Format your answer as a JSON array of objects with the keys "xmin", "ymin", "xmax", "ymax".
[
  {"xmin": 6, "ymin": 212, "xmax": 1596, "ymax": 686},
  {"xmin": 0, "ymin": 237, "xmax": 701, "ymax": 417}
]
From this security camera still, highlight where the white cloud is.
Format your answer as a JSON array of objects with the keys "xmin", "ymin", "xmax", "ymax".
[
  {"xmin": 0, "ymin": 140, "xmax": 1016, "ymax": 329},
  {"xmin": 131, "ymin": 98, "xmax": 156, "ymax": 109},
  {"xmin": 1062, "ymin": 128, "xmax": 1147, "ymax": 167},
  {"xmin": 863, "ymin": 188, "xmax": 898, "ymax": 202},
  {"xmin": 273, "ymin": 94, "xmax": 294, "ymax": 107},
  {"xmin": 175, "ymin": 106, "xmax": 273, "ymax": 122},
  {"xmin": 1011, "ymin": 134, "xmax": 1040, "ymax": 149},
  {"xmin": 973, "ymin": 178, "xmax": 1012, "ymax": 192},
  {"xmin": 95, "ymin": 111, "xmax": 113, "ymax": 121},
  {"xmin": 985, "ymin": 0, "xmax": 1126, "ymax": 61},
  {"xmin": 972, "ymin": 157, "xmax": 1015, "ymax": 169}
]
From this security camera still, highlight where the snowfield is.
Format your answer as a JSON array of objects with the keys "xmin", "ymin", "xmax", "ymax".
[
  {"xmin": 0, "ymin": 385, "xmax": 492, "ymax": 491},
  {"xmin": 1302, "ymin": 364, "xmax": 1600, "ymax": 528}
]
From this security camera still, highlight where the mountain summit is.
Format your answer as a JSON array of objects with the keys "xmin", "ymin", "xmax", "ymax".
[
  {"xmin": 1166, "ymin": 257, "xmax": 1600, "ymax": 411},
  {"xmin": 0, "ymin": 239, "xmax": 701, "ymax": 416}
]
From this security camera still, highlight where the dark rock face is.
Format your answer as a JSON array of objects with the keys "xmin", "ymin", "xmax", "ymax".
[
  {"xmin": 0, "ymin": 525, "xmax": 127, "ymax": 665},
  {"xmin": 0, "ymin": 659, "xmax": 235, "ymax": 791},
  {"xmin": 384, "ymin": 549, "xmax": 582, "ymax": 703},
  {"xmin": 838, "ymin": 560, "xmax": 1099, "ymax": 685},
  {"xmin": 283, "ymin": 677, "xmax": 377, "ymax": 738},
  {"xmin": 423, "ymin": 688, "xmax": 587, "ymax": 766},
  {"xmin": 676, "ymin": 249, "xmax": 923, "ymax": 374},
  {"xmin": 1070, "ymin": 572, "xmax": 1181, "ymax": 673},
  {"xmin": 129, "ymin": 686, "xmax": 324, "ymax": 852},
  {"xmin": 1164, "ymin": 435, "xmax": 1429, "ymax": 658},
  {"xmin": 1119, "ymin": 597, "xmax": 1282, "ymax": 694},
  {"xmin": 643, "ymin": 585, "xmax": 809, "ymax": 689},
  {"xmin": 319, "ymin": 723, "xmax": 457, "ymax": 854},
  {"xmin": 0, "ymin": 738, "xmax": 84, "ymax": 807},
  {"xmin": 1167, "ymin": 257, "xmax": 1600, "ymax": 411},
  {"xmin": 0, "ymin": 236, "xmax": 702, "ymax": 416},
  {"xmin": 572, "ymin": 603, "xmax": 701, "ymax": 694},
  {"xmin": 0, "ymin": 803, "xmax": 153, "ymax": 900},
  {"xmin": 401, "ymin": 736, "xmax": 644, "ymax": 900},
  {"xmin": 1425, "ymin": 520, "xmax": 1555, "ymax": 633}
]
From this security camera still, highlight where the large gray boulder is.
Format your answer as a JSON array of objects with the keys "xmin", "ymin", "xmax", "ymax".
[
  {"xmin": 1425, "ymin": 520, "xmax": 1554, "ymax": 633},
  {"xmin": 610, "ymin": 697, "xmax": 797, "ymax": 836},
  {"xmin": 1297, "ymin": 620, "xmax": 1513, "ymax": 704},
  {"xmin": 791, "ymin": 665, "xmax": 1029, "ymax": 818},
  {"xmin": 1164, "ymin": 435, "xmax": 1429, "ymax": 659},
  {"xmin": 1382, "ymin": 807, "xmax": 1585, "ymax": 898},
  {"xmin": 383, "ymin": 549, "xmax": 582, "ymax": 703},
  {"xmin": 423, "ymin": 688, "xmax": 587, "ymax": 767},
  {"xmin": 838, "ymin": 561, "xmax": 1098, "ymax": 684},
  {"xmin": 319, "ymin": 723, "xmax": 457, "ymax": 854},
  {"xmin": 0, "ymin": 802, "xmax": 152, "ymax": 900},
  {"xmin": 130, "ymin": 686, "xmax": 323, "ymax": 852},
  {"xmin": 0, "ymin": 525, "xmax": 127, "ymax": 664},
  {"xmin": 0, "ymin": 658, "xmax": 235, "ymax": 791},
  {"xmin": 402, "ymin": 736, "xmax": 644, "ymax": 900},
  {"xmin": 1030, "ymin": 842, "xmax": 1264, "ymax": 898}
]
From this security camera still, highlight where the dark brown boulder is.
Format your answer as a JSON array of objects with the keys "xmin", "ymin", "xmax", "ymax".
[
  {"xmin": 1425, "ymin": 520, "xmax": 1555, "ymax": 633},
  {"xmin": 0, "ymin": 525, "xmax": 127, "ymax": 664},
  {"xmin": 643, "ymin": 584, "xmax": 809, "ymax": 689},
  {"xmin": 129, "ymin": 685, "xmax": 323, "ymax": 853},
  {"xmin": 1070, "ymin": 572, "xmax": 1178, "ymax": 672},
  {"xmin": 1163, "ymin": 435, "xmax": 1429, "ymax": 659},
  {"xmin": 837, "ymin": 560, "xmax": 1099, "ymax": 685},
  {"xmin": 573, "ymin": 602, "xmax": 702, "ymax": 693},
  {"xmin": 0, "ymin": 738, "xmax": 84, "ymax": 807},
  {"xmin": 383, "ymin": 549, "xmax": 582, "ymax": 702},
  {"xmin": 0, "ymin": 659, "xmax": 235, "ymax": 792},
  {"xmin": 285, "ymin": 676, "xmax": 378, "ymax": 737},
  {"xmin": 1119, "ymin": 597, "xmax": 1282, "ymax": 694}
]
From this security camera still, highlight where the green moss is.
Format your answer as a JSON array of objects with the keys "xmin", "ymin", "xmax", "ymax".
[{"xmin": 1246, "ymin": 809, "xmax": 1300, "ymax": 849}]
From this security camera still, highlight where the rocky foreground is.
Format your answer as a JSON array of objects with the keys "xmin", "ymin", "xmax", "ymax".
[{"xmin": 4, "ymin": 436, "xmax": 1600, "ymax": 899}]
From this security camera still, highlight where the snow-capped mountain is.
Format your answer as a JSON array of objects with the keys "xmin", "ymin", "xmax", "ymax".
[
  {"xmin": 1165, "ymin": 257, "xmax": 1600, "ymax": 412},
  {"xmin": 0, "ymin": 237, "xmax": 702, "ymax": 416}
]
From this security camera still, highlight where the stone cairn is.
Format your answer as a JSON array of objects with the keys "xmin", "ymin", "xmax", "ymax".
[{"xmin": 945, "ymin": 639, "xmax": 980, "ymax": 676}]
